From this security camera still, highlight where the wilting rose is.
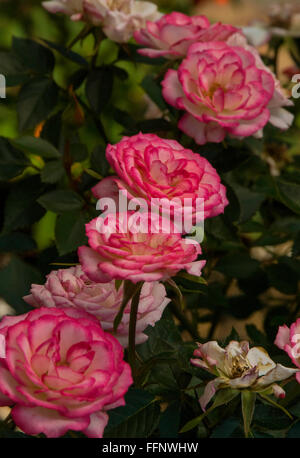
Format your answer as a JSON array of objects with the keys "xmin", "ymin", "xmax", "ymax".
[
  {"xmin": 275, "ymin": 320, "xmax": 300, "ymax": 383},
  {"xmin": 191, "ymin": 340, "xmax": 298, "ymax": 411},
  {"xmin": 134, "ymin": 12, "xmax": 238, "ymax": 59},
  {"xmin": 78, "ymin": 212, "xmax": 206, "ymax": 283},
  {"xmin": 24, "ymin": 266, "xmax": 170, "ymax": 347},
  {"xmin": 0, "ymin": 308, "xmax": 132, "ymax": 438},
  {"xmin": 92, "ymin": 133, "xmax": 228, "ymax": 222},
  {"xmin": 162, "ymin": 33, "xmax": 293, "ymax": 145}
]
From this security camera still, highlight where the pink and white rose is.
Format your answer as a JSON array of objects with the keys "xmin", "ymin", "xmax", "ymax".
[
  {"xmin": 0, "ymin": 307, "xmax": 132, "ymax": 437},
  {"xmin": 78, "ymin": 212, "xmax": 206, "ymax": 283},
  {"xmin": 43, "ymin": 0, "xmax": 161, "ymax": 43},
  {"xmin": 275, "ymin": 319, "xmax": 300, "ymax": 383},
  {"xmin": 162, "ymin": 34, "xmax": 294, "ymax": 145},
  {"xmin": 24, "ymin": 266, "xmax": 170, "ymax": 347},
  {"xmin": 92, "ymin": 133, "xmax": 228, "ymax": 222},
  {"xmin": 191, "ymin": 340, "xmax": 298, "ymax": 411},
  {"xmin": 84, "ymin": 0, "xmax": 161, "ymax": 42},
  {"xmin": 134, "ymin": 12, "xmax": 239, "ymax": 60}
]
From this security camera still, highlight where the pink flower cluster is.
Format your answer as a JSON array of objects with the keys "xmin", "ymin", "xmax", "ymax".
[
  {"xmin": 134, "ymin": 12, "xmax": 293, "ymax": 145},
  {"xmin": 0, "ymin": 308, "xmax": 132, "ymax": 438}
]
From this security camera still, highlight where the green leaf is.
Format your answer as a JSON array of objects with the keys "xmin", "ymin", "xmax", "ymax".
[
  {"xmin": 265, "ymin": 262, "xmax": 298, "ymax": 295},
  {"xmin": 41, "ymin": 39, "xmax": 88, "ymax": 67},
  {"xmin": 0, "ymin": 255, "xmax": 43, "ymax": 313},
  {"xmin": 0, "ymin": 233, "xmax": 37, "ymax": 253},
  {"xmin": 38, "ymin": 190, "xmax": 84, "ymax": 213},
  {"xmin": 210, "ymin": 418, "xmax": 240, "ymax": 438},
  {"xmin": 159, "ymin": 400, "xmax": 181, "ymax": 438},
  {"xmin": 12, "ymin": 136, "xmax": 61, "ymax": 159},
  {"xmin": 215, "ymin": 252, "xmax": 259, "ymax": 279},
  {"xmin": 223, "ymin": 327, "xmax": 240, "ymax": 346},
  {"xmin": 104, "ymin": 389, "xmax": 160, "ymax": 438},
  {"xmin": 85, "ymin": 67, "xmax": 113, "ymax": 114},
  {"xmin": 276, "ymin": 179, "xmax": 300, "ymax": 215},
  {"xmin": 180, "ymin": 389, "xmax": 240, "ymax": 433},
  {"xmin": 41, "ymin": 160, "xmax": 65, "ymax": 184},
  {"xmin": 18, "ymin": 77, "xmax": 59, "ymax": 131},
  {"xmin": 0, "ymin": 51, "xmax": 29, "ymax": 86},
  {"xmin": 55, "ymin": 211, "xmax": 88, "ymax": 256},
  {"xmin": 141, "ymin": 75, "xmax": 168, "ymax": 111},
  {"xmin": 12, "ymin": 37, "xmax": 55, "ymax": 74},
  {"xmin": 91, "ymin": 145, "xmax": 110, "ymax": 176},
  {"xmin": 246, "ymin": 324, "xmax": 269, "ymax": 348},
  {"xmin": 292, "ymin": 231, "xmax": 300, "ymax": 257},
  {"xmin": 176, "ymin": 272, "xmax": 207, "ymax": 285},
  {"xmin": 287, "ymin": 421, "xmax": 300, "ymax": 438},
  {"xmin": 253, "ymin": 404, "xmax": 291, "ymax": 430},
  {"xmin": 3, "ymin": 176, "xmax": 45, "ymax": 231},
  {"xmin": 0, "ymin": 137, "xmax": 29, "ymax": 180},
  {"xmin": 242, "ymin": 391, "xmax": 256, "ymax": 438}
]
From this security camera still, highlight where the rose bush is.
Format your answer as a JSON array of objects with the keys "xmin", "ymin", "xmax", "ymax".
[
  {"xmin": 0, "ymin": 0, "xmax": 299, "ymax": 440},
  {"xmin": 0, "ymin": 308, "xmax": 132, "ymax": 437},
  {"xmin": 24, "ymin": 266, "xmax": 170, "ymax": 346}
]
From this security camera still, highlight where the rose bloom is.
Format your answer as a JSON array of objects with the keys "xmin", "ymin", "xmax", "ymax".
[
  {"xmin": 43, "ymin": 0, "xmax": 161, "ymax": 43},
  {"xmin": 191, "ymin": 340, "xmax": 298, "ymax": 411},
  {"xmin": 275, "ymin": 319, "xmax": 300, "ymax": 383},
  {"xmin": 0, "ymin": 307, "xmax": 132, "ymax": 438},
  {"xmin": 162, "ymin": 33, "xmax": 294, "ymax": 145},
  {"xmin": 24, "ymin": 266, "xmax": 170, "ymax": 347},
  {"xmin": 92, "ymin": 133, "xmax": 228, "ymax": 222},
  {"xmin": 84, "ymin": 0, "xmax": 161, "ymax": 42},
  {"xmin": 134, "ymin": 12, "xmax": 238, "ymax": 60},
  {"xmin": 78, "ymin": 212, "xmax": 206, "ymax": 283}
]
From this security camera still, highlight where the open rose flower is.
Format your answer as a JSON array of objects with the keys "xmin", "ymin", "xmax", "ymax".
[
  {"xmin": 0, "ymin": 307, "xmax": 132, "ymax": 438},
  {"xmin": 42, "ymin": 0, "xmax": 160, "ymax": 42},
  {"xmin": 191, "ymin": 340, "xmax": 298, "ymax": 411},
  {"xmin": 78, "ymin": 212, "xmax": 206, "ymax": 283},
  {"xmin": 24, "ymin": 266, "xmax": 170, "ymax": 347},
  {"xmin": 162, "ymin": 34, "xmax": 294, "ymax": 145},
  {"xmin": 275, "ymin": 320, "xmax": 300, "ymax": 383},
  {"xmin": 92, "ymin": 133, "xmax": 228, "ymax": 222},
  {"xmin": 84, "ymin": 0, "xmax": 161, "ymax": 42},
  {"xmin": 134, "ymin": 12, "xmax": 239, "ymax": 60}
]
